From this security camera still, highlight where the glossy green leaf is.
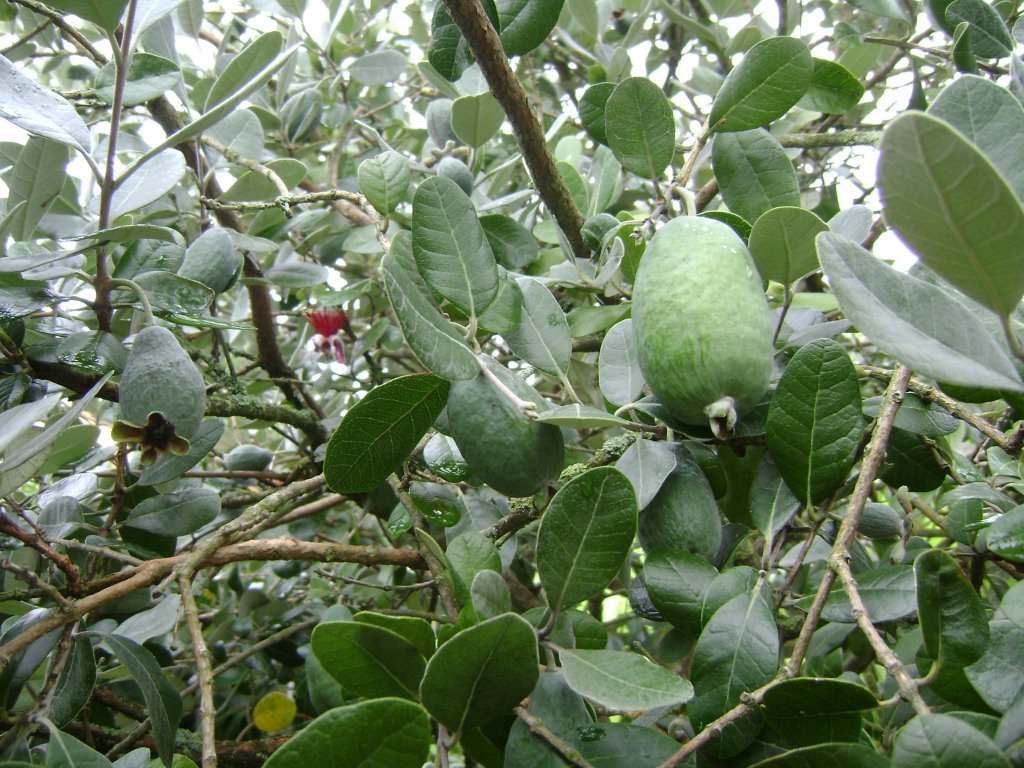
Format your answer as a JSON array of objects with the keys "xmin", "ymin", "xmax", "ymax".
[
  {"xmin": 0, "ymin": 55, "xmax": 90, "ymax": 153},
  {"xmin": 125, "ymin": 487, "xmax": 220, "ymax": 536},
  {"xmin": 916, "ymin": 549, "xmax": 990, "ymax": 666},
  {"xmin": 892, "ymin": 713, "xmax": 1010, "ymax": 768},
  {"xmin": 709, "ymin": 36, "xmax": 813, "ymax": 132},
  {"xmin": 94, "ymin": 53, "xmax": 180, "ymax": 106},
  {"xmin": 988, "ymin": 504, "xmax": 1024, "ymax": 562},
  {"xmin": 599, "ymin": 318, "xmax": 645, "ymax": 407},
  {"xmin": 93, "ymin": 633, "xmax": 181, "ymax": 767},
  {"xmin": 946, "ymin": 0, "xmax": 1014, "ymax": 58},
  {"xmin": 348, "ymin": 49, "xmax": 409, "ymax": 85},
  {"xmin": 616, "ymin": 437, "xmax": 676, "ymax": 509},
  {"xmin": 604, "ymin": 77, "xmax": 676, "ymax": 178},
  {"xmin": 817, "ymin": 565, "xmax": 918, "ymax": 623},
  {"xmin": 205, "ymin": 31, "xmax": 283, "ymax": 111},
  {"xmin": 817, "ymin": 233, "xmax": 1024, "ymax": 392},
  {"xmin": 702, "ymin": 566, "xmax": 762, "ymax": 626},
  {"xmin": 263, "ymin": 698, "xmax": 430, "ymax": 768},
  {"xmin": 358, "ymin": 151, "xmax": 410, "ymax": 214},
  {"xmin": 412, "ymin": 176, "xmax": 499, "ymax": 318},
  {"xmin": 534, "ymin": 404, "xmax": 631, "ymax": 428},
  {"xmin": 45, "ymin": 723, "xmax": 113, "ymax": 768},
  {"xmin": 798, "ymin": 58, "xmax": 865, "ymax": 114},
  {"xmin": 43, "ymin": 0, "xmax": 127, "ymax": 29},
  {"xmin": 381, "ymin": 236, "xmax": 479, "ymax": 381},
  {"xmin": 496, "ymin": 0, "xmax": 565, "ymax": 55},
  {"xmin": 505, "ymin": 276, "xmax": 571, "ymax": 377},
  {"xmin": 750, "ymin": 743, "xmax": 890, "ymax": 768},
  {"xmin": 451, "ymin": 92, "xmax": 504, "ymax": 147},
  {"xmin": 766, "ymin": 338, "xmax": 863, "ymax": 505},
  {"xmin": 559, "ymin": 648, "xmax": 694, "ymax": 710},
  {"xmin": 750, "ymin": 453, "xmax": 801, "ymax": 548},
  {"xmin": 480, "ymin": 214, "xmax": 539, "ymax": 270},
  {"xmin": 427, "ymin": 3, "xmax": 478, "ymax": 81},
  {"xmin": 537, "ymin": 467, "xmax": 638, "ymax": 613},
  {"xmin": 580, "ymin": 723, "xmax": 681, "ymax": 766},
  {"xmin": 129, "ymin": 270, "xmax": 213, "ymax": 314},
  {"xmin": 353, "ymin": 612, "xmax": 436, "ymax": 659},
  {"xmin": 762, "ymin": 678, "xmax": 877, "ymax": 747},
  {"xmin": 324, "ymin": 374, "xmax": 450, "ymax": 494},
  {"xmin": 644, "ymin": 550, "xmax": 718, "ymax": 637},
  {"xmin": 310, "ymin": 621, "xmax": 426, "ymax": 700},
  {"xmin": 878, "ymin": 111, "xmax": 1024, "ymax": 317},
  {"xmin": 713, "ymin": 129, "xmax": 800, "ymax": 223},
  {"xmin": 928, "ymin": 75, "xmax": 1024, "ymax": 201},
  {"xmin": 580, "ymin": 82, "xmax": 615, "ymax": 145},
  {"xmin": 7, "ymin": 138, "xmax": 69, "ymax": 241},
  {"xmin": 690, "ymin": 590, "xmax": 779, "ymax": 757},
  {"xmin": 748, "ymin": 207, "xmax": 828, "ymax": 285},
  {"xmin": 420, "ymin": 613, "xmax": 539, "ymax": 734},
  {"xmin": 50, "ymin": 637, "xmax": 96, "ymax": 727}
]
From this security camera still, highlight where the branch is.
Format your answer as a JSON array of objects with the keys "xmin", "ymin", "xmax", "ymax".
[
  {"xmin": 180, "ymin": 575, "xmax": 218, "ymax": 768},
  {"xmin": 440, "ymin": 0, "xmax": 589, "ymax": 259},
  {"xmin": 514, "ymin": 707, "xmax": 596, "ymax": 768}
]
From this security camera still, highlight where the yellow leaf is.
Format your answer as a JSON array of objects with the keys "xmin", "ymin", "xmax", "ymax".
[{"xmin": 252, "ymin": 691, "xmax": 296, "ymax": 732}]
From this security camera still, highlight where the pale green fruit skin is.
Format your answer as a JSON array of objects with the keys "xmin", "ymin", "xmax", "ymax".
[
  {"xmin": 119, "ymin": 326, "xmax": 206, "ymax": 439},
  {"xmin": 224, "ymin": 445, "xmax": 274, "ymax": 472},
  {"xmin": 178, "ymin": 228, "xmax": 242, "ymax": 294},
  {"xmin": 632, "ymin": 216, "xmax": 773, "ymax": 426},
  {"xmin": 447, "ymin": 361, "xmax": 564, "ymax": 497}
]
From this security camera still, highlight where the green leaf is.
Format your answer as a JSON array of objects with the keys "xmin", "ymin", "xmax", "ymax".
[
  {"xmin": 534, "ymin": 404, "xmax": 631, "ymax": 429},
  {"xmin": 817, "ymin": 233, "xmax": 1024, "ymax": 392},
  {"xmin": 427, "ymin": 2, "xmax": 478, "ymax": 81},
  {"xmin": 125, "ymin": 487, "xmax": 220, "ymax": 536},
  {"xmin": 324, "ymin": 374, "xmax": 450, "ymax": 494},
  {"xmin": 264, "ymin": 260, "xmax": 327, "ymax": 290},
  {"xmin": 599, "ymin": 318, "xmax": 645, "ymax": 407},
  {"xmin": 353, "ymin": 612, "xmax": 436, "ymax": 659},
  {"xmin": 916, "ymin": 549, "xmax": 990, "ymax": 666},
  {"xmin": 420, "ymin": 613, "xmax": 539, "ymax": 734},
  {"xmin": 447, "ymin": 530, "xmax": 501, "ymax": 604},
  {"xmin": 0, "ymin": 55, "xmax": 90, "ymax": 154},
  {"xmin": 892, "ymin": 713, "xmax": 1011, "ymax": 768},
  {"xmin": 358, "ymin": 151, "xmax": 410, "ymax": 214},
  {"xmin": 477, "ymin": 266, "xmax": 523, "ymax": 334},
  {"xmin": 817, "ymin": 565, "xmax": 918, "ymax": 623},
  {"xmin": 580, "ymin": 83, "xmax": 615, "ymax": 145},
  {"xmin": 798, "ymin": 58, "xmax": 865, "ymax": 114},
  {"xmin": 131, "ymin": 270, "xmax": 214, "ymax": 315},
  {"xmin": 44, "ymin": 723, "xmax": 113, "ymax": 768},
  {"xmin": 0, "ymin": 610, "xmax": 62, "ymax": 710},
  {"xmin": 50, "ymin": 637, "xmax": 96, "ymax": 727},
  {"xmin": 862, "ymin": 393, "xmax": 958, "ymax": 437},
  {"xmin": 219, "ymin": 158, "xmax": 306, "ymax": 202},
  {"xmin": 644, "ymin": 550, "xmax": 717, "ymax": 637},
  {"xmin": 504, "ymin": 276, "xmax": 572, "ymax": 377},
  {"xmin": 6, "ymin": 137, "xmax": 69, "ymax": 241},
  {"xmin": 205, "ymin": 31, "xmax": 283, "ymax": 111},
  {"xmin": 480, "ymin": 214, "xmax": 539, "ymax": 270},
  {"xmin": 106, "ymin": 151, "xmax": 187, "ymax": 219},
  {"xmin": 43, "ymin": 0, "xmax": 127, "ymax": 29},
  {"xmin": 496, "ymin": 0, "xmax": 565, "ymax": 55},
  {"xmin": 762, "ymin": 678, "xmax": 877, "ymax": 747},
  {"xmin": 709, "ymin": 36, "xmax": 813, "ymax": 132},
  {"xmin": 713, "ymin": 129, "xmax": 801, "ymax": 223},
  {"xmin": 451, "ymin": 92, "xmax": 505, "ymax": 148},
  {"xmin": 616, "ymin": 437, "xmax": 677, "ymax": 509},
  {"xmin": 748, "ymin": 207, "xmax": 828, "ymax": 285},
  {"xmin": 94, "ymin": 53, "xmax": 180, "ymax": 106},
  {"xmin": 946, "ymin": 0, "xmax": 1014, "ymax": 58},
  {"xmin": 849, "ymin": 0, "xmax": 910, "ymax": 20},
  {"xmin": 93, "ymin": 634, "xmax": 182, "ymax": 767},
  {"xmin": 412, "ymin": 176, "xmax": 499, "ymax": 318},
  {"xmin": 988, "ymin": 504, "xmax": 1024, "ymax": 562},
  {"xmin": 504, "ymin": 670, "xmax": 592, "ymax": 767},
  {"xmin": 604, "ymin": 77, "xmax": 676, "ymax": 178},
  {"xmin": 471, "ymin": 570, "xmax": 512, "ymax": 619},
  {"xmin": 348, "ymin": 49, "xmax": 409, "ymax": 86},
  {"xmin": 310, "ymin": 621, "xmax": 426, "ymax": 700},
  {"xmin": 766, "ymin": 338, "xmax": 863, "ymax": 505},
  {"xmin": 559, "ymin": 649, "xmax": 694, "ymax": 710},
  {"xmin": 580, "ymin": 723, "xmax": 682, "ymax": 766},
  {"xmin": 690, "ymin": 589, "xmax": 779, "ymax": 757},
  {"xmin": 537, "ymin": 467, "xmax": 638, "ymax": 613},
  {"xmin": 927, "ymin": 75, "xmax": 1024, "ymax": 201},
  {"xmin": 262, "ymin": 698, "xmax": 430, "ymax": 768},
  {"xmin": 749, "ymin": 743, "xmax": 890, "ymax": 767},
  {"xmin": 381, "ymin": 237, "xmax": 480, "ymax": 381},
  {"xmin": 966, "ymin": 618, "xmax": 1024, "ymax": 712},
  {"xmin": 750, "ymin": 453, "xmax": 801, "ymax": 548},
  {"xmin": 878, "ymin": 111, "xmax": 1024, "ymax": 317}
]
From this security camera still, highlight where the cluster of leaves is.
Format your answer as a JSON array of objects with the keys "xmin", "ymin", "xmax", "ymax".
[{"xmin": 1, "ymin": 0, "xmax": 1024, "ymax": 767}]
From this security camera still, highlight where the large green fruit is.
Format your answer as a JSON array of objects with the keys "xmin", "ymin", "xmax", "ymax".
[
  {"xmin": 447, "ymin": 360, "xmax": 564, "ymax": 497},
  {"xmin": 632, "ymin": 216, "xmax": 773, "ymax": 435},
  {"xmin": 119, "ymin": 326, "xmax": 206, "ymax": 439},
  {"xmin": 178, "ymin": 228, "xmax": 242, "ymax": 294}
]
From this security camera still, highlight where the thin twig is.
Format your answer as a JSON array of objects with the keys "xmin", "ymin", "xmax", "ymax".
[
  {"xmin": 514, "ymin": 706, "xmax": 596, "ymax": 768},
  {"xmin": 179, "ymin": 575, "xmax": 218, "ymax": 768}
]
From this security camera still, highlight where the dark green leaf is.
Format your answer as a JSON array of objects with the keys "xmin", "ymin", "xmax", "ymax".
[
  {"xmin": 762, "ymin": 678, "xmax": 877, "ymax": 747},
  {"xmin": 604, "ymin": 77, "xmax": 676, "ymax": 178},
  {"xmin": 205, "ymin": 31, "xmax": 283, "ymax": 111},
  {"xmin": 420, "ymin": 613, "xmax": 539, "ymax": 734},
  {"xmin": 580, "ymin": 83, "xmax": 615, "ymax": 145},
  {"xmin": 878, "ymin": 111, "xmax": 1024, "ymax": 317},
  {"xmin": 816, "ymin": 565, "xmax": 917, "ymax": 623},
  {"xmin": 6, "ymin": 137, "xmax": 69, "ymax": 241},
  {"xmin": 471, "ymin": 570, "xmax": 512, "ymax": 619},
  {"xmin": 0, "ymin": 609, "xmax": 62, "ymax": 710},
  {"xmin": 892, "ymin": 713, "xmax": 1010, "ymax": 768},
  {"xmin": 559, "ymin": 648, "xmax": 694, "ymax": 710},
  {"xmin": 966, "ymin": 619, "xmax": 1024, "ymax": 712},
  {"xmin": 709, "ymin": 36, "xmax": 813, "ymax": 132},
  {"xmin": 748, "ymin": 207, "xmax": 828, "ymax": 285},
  {"xmin": 644, "ymin": 550, "xmax": 717, "ymax": 637},
  {"xmin": 324, "ymin": 374, "xmax": 450, "ymax": 494},
  {"xmin": 505, "ymin": 276, "xmax": 571, "ymax": 377},
  {"xmin": 480, "ymin": 214, "xmax": 539, "ymax": 270},
  {"xmin": 94, "ymin": 53, "xmax": 180, "ymax": 106},
  {"xmin": 766, "ymin": 338, "xmax": 863, "ymax": 505},
  {"xmin": 988, "ymin": 505, "xmax": 1024, "ymax": 561},
  {"xmin": 50, "ymin": 637, "xmax": 95, "ymax": 727},
  {"xmin": 496, "ymin": 0, "xmax": 565, "ymax": 55},
  {"xmin": 750, "ymin": 453, "xmax": 801, "ymax": 547},
  {"xmin": 358, "ymin": 151, "xmax": 411, "ymax": 214},
  {"xmin": 713, "ymin": 129, "xmax": 800, "ymax": 223},
  {"xmin": 599, "ymin": 318, "xmax": 645, "ymax": 407},
  {"xmin": 504, "ymin": 670, "xmax": 592, "ymax": 767},
  {"xmin": 262, "ymin": 698, "xmax": 430, "ymax": 768},
  {"xmin": 412, "ymin": 176, "xmax": 499, "ymax": 318},
  {"xmin": 353, "ymin": 612, "xmax": 436, "ymax": 659},
  {"xmin": 44, "ymin": 724, "xmax": 113, "ymax": 768},
  {"xmin": 798, "ymin": 58, "xmax": 865, "ymax": 114},
  {"xmin": 615, "ymin": 437, "xmax": 678, "ymax": 510},
  {"xmin": 946, "ymin": 0, "xmax": 1014, "ymax": 58},
  {"xmin": 219, "ymin": 158, "xmax": 306, "ymax": 202},
  {"xmin": 310, "ymin": 621, "xmax": 426, "ymax": 700},
  {"xmin": 817, "ymin": 233, "xmax": 1024, "ymax": 391},
  {"xmin": 447, "ymin": 530, "xmax": 501, "ymax": 604},
  {"xmin": 477, "ymin": 267, "xmax": 523, "ymax": 334},
  {"xmin": 916, "ymin": 549, "xmax": 989, "ymax": 666},
  {"xmin": 580, "ymin": 723, "xmax": 682, "ymax": 766},
  {"xmin": 427, "ymin": 3, "xmax": 477, "ymax": 81},
  {"xmin": 750, "ymin": 743, "xmax": 890, "ymax": 768},
  {"xmin": 125, "ymin": 487, "xmax": 219, "ymax": 536},
  {"xmin": 537, "ymin": 467, "xmax": 638, "ymax": 613}
]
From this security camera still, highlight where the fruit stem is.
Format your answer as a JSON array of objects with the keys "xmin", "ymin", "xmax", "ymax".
[
  {"xmin": 480, "ymin": 363, "xmax": 537, "ymax": 418},
  {"xmin": 704, "ymin": 396, "xmax": 737, "ymax": 440}
]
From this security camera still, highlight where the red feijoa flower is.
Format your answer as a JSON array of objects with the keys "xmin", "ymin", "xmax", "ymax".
[{"xmin": 305, "ymin": 307, "xmax": 347, "ymax": 336}]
